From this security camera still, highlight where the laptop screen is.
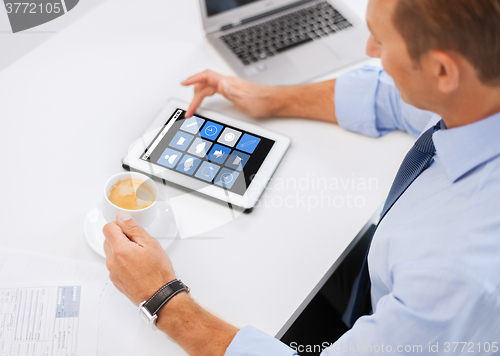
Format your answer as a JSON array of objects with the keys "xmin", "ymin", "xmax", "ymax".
[{"xmin": 206, "ymin": 0, "xmax": 261, "ymax": 17}]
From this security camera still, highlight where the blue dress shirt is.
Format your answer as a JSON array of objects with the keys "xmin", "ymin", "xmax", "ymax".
[{"xmin": 225, "ymin": 66, "xmax": 500, "ymax": 355}]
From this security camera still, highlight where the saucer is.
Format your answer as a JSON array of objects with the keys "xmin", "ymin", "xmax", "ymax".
[{"xmin": 84, "ymin": 200, "xmax": 178, "ymax": 258}]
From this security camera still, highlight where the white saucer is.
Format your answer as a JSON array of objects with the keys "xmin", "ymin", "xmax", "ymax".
[{"xmin": 84, "ymin": 200, "xmax": 178, "ymax": 258}]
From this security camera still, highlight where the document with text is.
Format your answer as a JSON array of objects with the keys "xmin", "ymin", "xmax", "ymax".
[
  {"xmin": 1, "ymin": 285, "xmax": 92, "ymax": 356},
  {"xmin": 0, "ymin": 282, "xmax": 100, "ymax": 356},
  {"xmin": 0, "ymin": 246, "xmax": 140, "ymax": 356}
]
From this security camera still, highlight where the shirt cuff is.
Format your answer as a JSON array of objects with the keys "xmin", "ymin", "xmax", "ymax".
[
  {"xmin": 334, "ymin": 65, "xmax": 385, "ymax": 138},
  {"xmin": 225, "ymin": 326, "xmax": 298, "ymax": 356}
]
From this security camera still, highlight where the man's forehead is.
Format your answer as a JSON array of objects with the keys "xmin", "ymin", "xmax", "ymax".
[
  {"xmin": 369, "ymin": 0, "xmax": 398, "ymax": 8},
  {"xmin": 367, "ymin": 0, "xmax": 397, "ymax": 18},
  {"xmin": 367, "ymin": 0, "xmax": 397, "ymax": 30}
]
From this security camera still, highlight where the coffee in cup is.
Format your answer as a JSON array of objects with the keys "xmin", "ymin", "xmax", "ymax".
[
  {"xmin": 103, "ymin": 172, "xmax": 159, "ymax": 227},
  {"xmin": 107, "ymin": 178, "xmax": 155, "ymax": 210}
]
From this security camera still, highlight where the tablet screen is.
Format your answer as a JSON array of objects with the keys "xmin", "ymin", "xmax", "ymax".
[{"xmin": 140, "ymin": 108, "xmax": 275, "ymax": 196}]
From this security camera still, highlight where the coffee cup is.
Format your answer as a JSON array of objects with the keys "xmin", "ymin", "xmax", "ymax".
[{"xmin": 103, "ymin": 172, "xmax": 159, "ymax": 227}]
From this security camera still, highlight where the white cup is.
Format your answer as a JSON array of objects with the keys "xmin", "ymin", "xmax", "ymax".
[{"xmin": 103, "ymin": 172, "xmax": 159, "ymax": 227}]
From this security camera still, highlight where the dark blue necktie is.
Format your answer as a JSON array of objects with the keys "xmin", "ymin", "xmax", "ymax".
[{"xmin": 346, "ymin": 120, "xmax": 442, "ymax": 327}]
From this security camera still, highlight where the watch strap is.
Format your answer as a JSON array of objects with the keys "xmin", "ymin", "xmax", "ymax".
[{"xmin": 143, "ymin": 279, "xmax": 189, "ymax": 317}]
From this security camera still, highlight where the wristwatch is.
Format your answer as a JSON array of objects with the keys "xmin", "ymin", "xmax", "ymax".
[{"xmin": 139, "ymin": 279, "xmax": 190, "ymax": 330}]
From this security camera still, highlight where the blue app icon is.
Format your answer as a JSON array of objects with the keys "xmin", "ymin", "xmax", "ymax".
[
  {"xmin": 157, "ymin": 148, "xmax": 182, "ymax": 168},
  {"xmin": 180, "ymin": 116, "xmax": 205, "ymax": 134},
  {"xmin": 225, "ymin": 151, "xmax": 250, "ymax": 171},
  {"xmin": 207, "ymin": 144, "xmax": 232, "ymax": 164},
  {"xmin": 199, "ymin": 121, "xmax": 224, "ymax": 140},
  {"xmin": 195, "ymin": 162, "xmax": 221, "ymax": 182},
  {"xmin": 236, "ymin": 133, "xmax": 261, "ymax": 154},
  {"xmin": 169, "ymin": 131, "xmax": 194, "ymax": 151},
  {"xmin": 215, "ymin": 168, "xmax": 240, "ymax": 189},
  {"xmin": 176, "ymin": 155, "xmax": 201, "ymax": 175}
]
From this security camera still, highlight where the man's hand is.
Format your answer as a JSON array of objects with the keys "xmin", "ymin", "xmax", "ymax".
[
  {"xmin": 182, "ymin": 69, "xmax": 338, "ymax": 124},
  {"xmin": 103, "ymin": 212, "xmax": 239, "ymax": 356},
  {"xmin": 103, "ymin": 212, "xmax": 176, "ymax": 305},
  {"xmin": 182, "ymin": 70, "xmax": 276, "ymax": 118}
]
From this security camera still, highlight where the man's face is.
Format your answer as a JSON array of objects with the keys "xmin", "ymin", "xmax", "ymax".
[{"xmin": 365, "ymin": 0, "xmax": 435, "ymax": 110}]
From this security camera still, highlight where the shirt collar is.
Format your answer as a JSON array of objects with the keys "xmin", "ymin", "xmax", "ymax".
[{"xmin": 433, "ymin": 111, "xmax": 500, "ymax": 182}]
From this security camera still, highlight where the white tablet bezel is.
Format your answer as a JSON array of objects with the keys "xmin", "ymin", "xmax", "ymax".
[{"xmin": 122, "ymin": 99, "xmax": 291, "ymax": 210}]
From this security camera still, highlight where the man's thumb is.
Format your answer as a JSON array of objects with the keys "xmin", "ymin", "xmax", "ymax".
[{"xmin": 115, "ymin": 212, "xmax": 151, "ymax": 245}]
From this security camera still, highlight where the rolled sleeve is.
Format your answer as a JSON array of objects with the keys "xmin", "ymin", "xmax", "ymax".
[
  {"xmin": 335, "ymin": 65, "xmax": 434, "ymax": 138},
  {"xmin": 225, "ymin": 326, "xmax": 298, "ymax": 356}
]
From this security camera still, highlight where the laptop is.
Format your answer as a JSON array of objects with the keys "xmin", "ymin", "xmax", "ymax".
[{"xmin": 199, "ymin": 0, "xmax": 370, "ymax": 85}]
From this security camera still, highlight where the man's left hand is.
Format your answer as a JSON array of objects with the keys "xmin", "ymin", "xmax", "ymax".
[{"xmin": 103, "ymin": 212, "xmax": 176, "ymax": 305}]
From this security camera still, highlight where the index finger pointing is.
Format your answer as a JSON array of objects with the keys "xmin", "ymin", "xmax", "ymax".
[
  {"xmin": 185, "ymin": 85, "xmax": 216, "ymax": 118},
  {"xmin": 182, "ymin": 72, "xmax": 210, "ymax": 86},
  {"xmin": 182, "ymin": 70, "xmax": 223, "ymax": 87}
]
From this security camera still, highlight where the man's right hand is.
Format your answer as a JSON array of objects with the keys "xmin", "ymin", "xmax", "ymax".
[
  {"xmin": 181, "ymin": 70, "xmax": 276, "ymax": 118},
  {"xmin": 182, "ymin": 70, "xmax": 338, "ymax": 124}
]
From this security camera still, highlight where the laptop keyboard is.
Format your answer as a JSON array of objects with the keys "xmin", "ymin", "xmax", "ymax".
[{"xmin": 220, "ymin": 1, "xmax": 353, "ymax": 66}]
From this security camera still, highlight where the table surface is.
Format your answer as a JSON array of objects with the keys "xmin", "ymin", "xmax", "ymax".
[{"xmin": 0, "ymin": 0, "xmax": 415, "ymax": 354}]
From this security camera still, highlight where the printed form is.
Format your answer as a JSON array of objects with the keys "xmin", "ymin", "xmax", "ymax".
[
  {"xmin": 0, "ymin": 282, "xmax": 99, "ymax": 356},
  {"xmin": 0, "ymin": 286, "xmax": 86, "ymax": 356},
  {"xmin": 0, "ymin": 247, "xmax": 140, "ymax": 356}
]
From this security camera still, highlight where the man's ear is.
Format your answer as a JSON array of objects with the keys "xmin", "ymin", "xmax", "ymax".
[{"xmin": 428, "ymin": 50, "xmax": 460, "ymax": 94}]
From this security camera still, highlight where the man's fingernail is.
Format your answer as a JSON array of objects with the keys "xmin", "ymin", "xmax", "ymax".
[{"xmin": 117, "ymin": 212, "xmax": 132, "ymax": 222}]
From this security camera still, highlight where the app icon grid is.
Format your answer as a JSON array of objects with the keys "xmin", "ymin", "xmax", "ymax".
[{"xmin": 155, "ymin": 113, "xmax": 264, "ymax": 191}]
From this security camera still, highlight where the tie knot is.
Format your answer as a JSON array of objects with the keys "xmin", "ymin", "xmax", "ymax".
[{"xmin": 414, "ymin": 121, "xmax": 441, "ymax": 153}]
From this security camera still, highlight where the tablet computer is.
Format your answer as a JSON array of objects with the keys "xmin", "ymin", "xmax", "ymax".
[{"xmin": 122, "ymin": 99, "xmax": 291, "ymax": 210}]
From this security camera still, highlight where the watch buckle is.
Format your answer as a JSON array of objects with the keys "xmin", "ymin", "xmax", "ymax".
[
  {"xmin": 139, "ymin": 301, "xmax": 158, "ymax": 331},
  {"xmin": 179, "ymin": 279, "xmax": 190, "ymax": 293}
]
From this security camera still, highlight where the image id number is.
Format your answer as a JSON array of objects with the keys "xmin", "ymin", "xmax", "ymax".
[
  {"xmin": 443, "ymin": 342, "xmax": 498, "ymax": 353},
  {"xmin": 5, "ymin": 2, "xmax": 62, "ymax": 14}
]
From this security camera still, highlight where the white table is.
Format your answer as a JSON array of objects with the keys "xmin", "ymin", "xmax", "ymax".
[{"xmin": 0, "ymin": 0, "xmax": 415, "ymax": 354}]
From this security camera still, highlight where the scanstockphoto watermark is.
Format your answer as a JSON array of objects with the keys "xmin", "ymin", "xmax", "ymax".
[
  {"xmin": 251, "ymin": 173, "xmax": 379, "ymax": 211},
  {"xmin": 3, "ymin": 0, "xmax": 79, "ymax": 33},
  {"xmin": 290, "ymin": 341, "xmax": 425, "ymax": 353},
  {"xmin": 290, "ymin": 341, "xmax": 499, "ymax": 354}
]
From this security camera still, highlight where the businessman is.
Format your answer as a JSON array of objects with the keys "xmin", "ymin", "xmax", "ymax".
[{"xmin": 103, "ymin": 0, "xmax": 500, "ymax": 354}]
